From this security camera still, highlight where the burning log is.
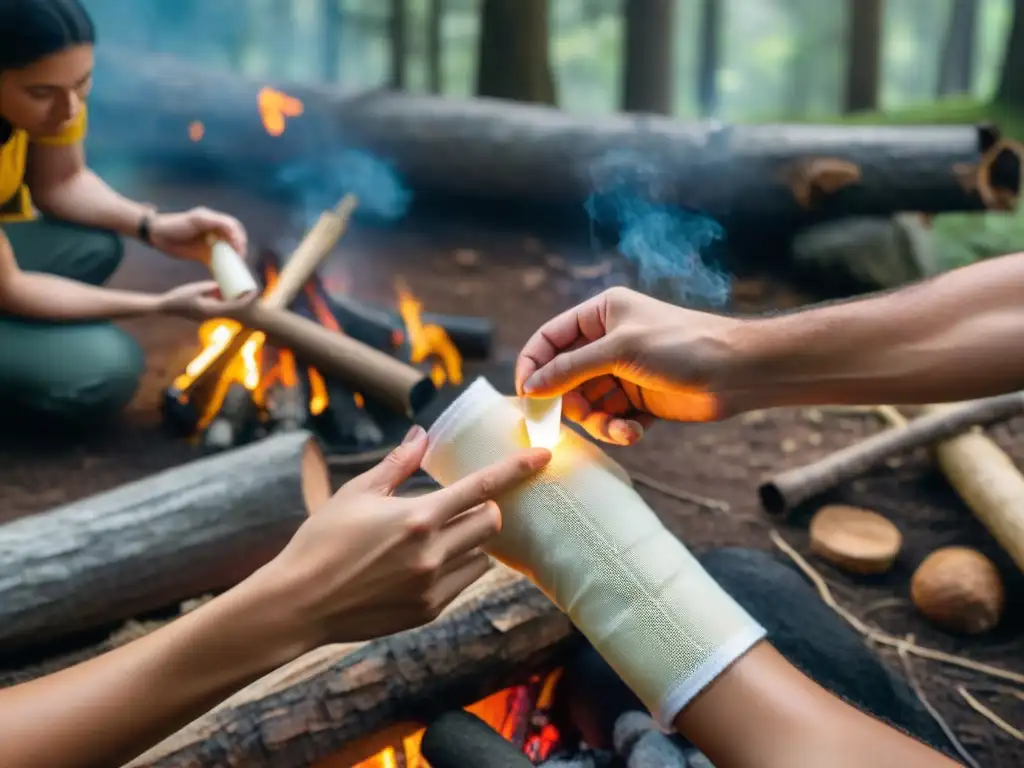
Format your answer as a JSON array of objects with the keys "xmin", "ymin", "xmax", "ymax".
[
  {"xmin": 88, "ymin": 49, "xmax": 1022, "ymax": 251},
  {"xmin": 202, "ymin": 381, "xmax": 257, "ymax": 452},
  {"xmin": 759, "ymin": 392, "xmax": 1024, "ymax": 517},
  {"xmin": 163, "ymin": 195, "xmax": 357, "ymax": 436},
  {"xmin": 127, "ymin": 564, "xmax": 576, "ymax": 768},
  {"xmin": 0, "ymin": 431, "xmax": 330, "ymax": 655}
]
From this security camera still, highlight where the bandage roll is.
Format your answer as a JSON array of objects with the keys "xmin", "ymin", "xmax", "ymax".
[
  {"xmin": 422, "ymin": 377, "xmax": 766, "ymax": 727},
  {"xmin": 208, "ymin": 240, "xmax": 259, "ymax": 299}
]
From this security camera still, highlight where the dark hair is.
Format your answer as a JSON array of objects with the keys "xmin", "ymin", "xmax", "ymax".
[{"xmin": 0, "ymin": 0, "xmax": 95, "ymax": 72}]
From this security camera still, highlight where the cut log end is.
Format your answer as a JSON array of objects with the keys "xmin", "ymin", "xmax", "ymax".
[{"xmin": 809, "ymin": 504, "xmax": 902, "ymax": 575}]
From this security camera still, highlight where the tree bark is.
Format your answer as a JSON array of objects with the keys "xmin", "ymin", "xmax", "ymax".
[
  {"xmin": 321, "ymin": 0, "xmax": 343, "ymax": 83},
  {"xmin": 842, "ymin": 0, "xmax": 883, "ymax": 113},
  {"xmin": 0, "ymin": 432, "xmax": 329, "ymax": 654},
  {"xmin": 621, "ymin": 0, "xmax": 676, "ymax": 115},
  {"xmin": 697, "ymin": 0, "xmax": 721, "ymax": 117},
  {"xmin": 85, "ymin": 50, "xmax": 1023, "ymax": 251},
  {"xmin": 427, "ymin": 0, "xmax": 444, "ymax": 93},
  {"xmin": 937, "ymin": 0, "xmax": 978, "ymax": 96},
  {"xmin": 127, "ymin": 565, "xmax": 576, "ymax": 768},
  {"xmin": 390, "ymin": 0, "xmax": 408, "ymax": 90},
  {"xmin": 996, "ymin": 0, "xmax": 1024, "ymax": 106},
  {"xmin": 476, "ymin": 0, "xmax": 556, "ymax": 105}
]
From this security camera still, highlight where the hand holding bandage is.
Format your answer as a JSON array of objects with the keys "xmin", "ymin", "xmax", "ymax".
[{"xmin": 422, "ymin": 377, "xmax": 766, "ymax": 726}]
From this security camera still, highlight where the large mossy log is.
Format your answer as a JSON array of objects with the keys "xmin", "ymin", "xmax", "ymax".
[
  {"xmin": 87, "ymin": 50, "xmax": 1021, "ymax": 249},
  {"xmin": 0, "ymin": 431, "xmax": 329, "ymax": 655},
  {"xmin": 127, "ymin": 565, "xmax": 576, "ymax": 768}
]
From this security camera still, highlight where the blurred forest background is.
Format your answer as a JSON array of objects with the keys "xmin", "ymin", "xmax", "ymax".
[{"xmin": 81, "ymin": 0, "xmax": 1024, "ymax": 265}]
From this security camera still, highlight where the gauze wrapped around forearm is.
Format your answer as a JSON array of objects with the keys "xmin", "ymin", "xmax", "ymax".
[{"xmin": 422, "ymin": 378, "xmax": 766, "ymax": 727}]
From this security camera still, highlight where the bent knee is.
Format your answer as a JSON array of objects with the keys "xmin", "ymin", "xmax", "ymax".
[{"xmin": 33, "ymin": 327, "xmax": 143, "ymax": 418}]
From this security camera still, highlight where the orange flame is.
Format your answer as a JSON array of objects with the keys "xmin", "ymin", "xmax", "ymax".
[
  {"xmin": 342, "ymin": 670, "xmax": 562, "ymax": 768},
  {"xmin": 258, "ymin": 86, "xmax": 304, "ymax": 137},
  {"xmin": 188, "ymin": 121, "xmax": 205, "ymax": 142},
  {"xmin": 395, "ymin": 280, "xmax": 463, "ymax": 388}
]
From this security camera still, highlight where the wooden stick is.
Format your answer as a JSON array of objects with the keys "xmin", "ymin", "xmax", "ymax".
[
  {"xmin": 126, "ymin": 565, "xmax": 576, "ymax": 768},
  {"xmin": 924, "ymin": 403, "xmax": 1024, "ymax": 575},
  {"xmin": 758, "ymin": 392, "xmax": 1024, "ymax": 516},
  {"xmin": 234, "ymin": 302, "xmax": 435, "ymax": 416},
  {"xmin": 0, "ymin": 432, "xmax": 330, "ymax": 655},
  {"xmin": 170, "ymin": 196, "xmax": 358, "ymax": 420}
]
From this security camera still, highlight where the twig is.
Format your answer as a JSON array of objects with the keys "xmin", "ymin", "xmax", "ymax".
[
  {"xmin": 860, "ymin": 597, "xmax": 911, "ymax": 619},
  {"xmin": 629, "ymin": 471, "xmax": 732, "ymax": 513},
  {"xmin": 896, "ymin": 636, "xmax": 980, "ymax": 768},
  {"xmin": 768, "ymin": 529, "xmax": 1024, "ymax": 686},
  {"xmin": 958, "ymin": 687, "xmax": 1024, "ymax": 742}
]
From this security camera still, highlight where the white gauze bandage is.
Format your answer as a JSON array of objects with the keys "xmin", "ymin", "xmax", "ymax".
[{"xmin": 422, "ymin": 377, "xmax": 766, "ymax": 727}]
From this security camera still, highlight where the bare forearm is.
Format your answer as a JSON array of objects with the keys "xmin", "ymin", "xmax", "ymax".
[
  {"xmin": 32, "ymin": 168, "xmax": 150, "ymax": 239},
  {"xmin": 0, "ymin": 565, "xmax": 308, "ymax": 768},
  {"xmin": 1, "ymin": 271, "xmax": 163, "ymax": 320},
  {"xmin": 726, "ymin": 253, "xmax": 1024, "ymax": 409},
  {"xmin": 674, "ymin": 642, "xmax": 955, "ymax": 768}
]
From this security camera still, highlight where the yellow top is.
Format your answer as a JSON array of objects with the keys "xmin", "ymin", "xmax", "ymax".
[{"xmin": 0, "ymin": 108, "xmax": 88, "ymax": 223}]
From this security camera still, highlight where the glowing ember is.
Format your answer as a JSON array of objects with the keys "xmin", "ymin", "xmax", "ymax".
[
  {"xmin": 343, "ymin": 670, "xmax": 563, "ymax": 768},
  {"xmin": 258, "ymin": 86, "xmax": 304, "ymax": 137},
  {"xmin": 396, "ymin": 280, "xmax": 463, "ymax": 388},
  {"xmin": 188, "ymin": 121, "xmax": 205, "ymax": 142}
]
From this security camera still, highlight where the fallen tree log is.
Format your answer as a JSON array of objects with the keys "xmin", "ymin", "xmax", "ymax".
[
  {"xmin": 758, "ymin": 392, "xmax": 1024, "ymax": 516},
  {"xmin": 0, "ymin": 431, "xmax": 330, "ymax": 655},
  {"xmin": 127, "ymin": 564, "xmax": 577, "ymax": 768},
  {"xmin": 925, "ymin": 404, "xmax": 1024, "ymax": 575},
  {"xmin": 86, "ymin": 50, "xmax": 1022, "ymax": 249}
]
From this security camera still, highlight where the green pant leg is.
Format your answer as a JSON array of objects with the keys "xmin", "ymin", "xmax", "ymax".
[
  {"xmin": 0, "ymin": 218, "xmax": 140, "ymax": 424},
  {"xmin": 3, "ymin": 218, "xmax": 125, "ymax": 285},
  {"xmin": 0, "ymin": 317, "xmax": 144, "ymax": 424}
]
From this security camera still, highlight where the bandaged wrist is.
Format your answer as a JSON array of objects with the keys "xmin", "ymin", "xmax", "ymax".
[{"xmin": 422, "ymin": 378, "xmax": 766, "ymax": 726}]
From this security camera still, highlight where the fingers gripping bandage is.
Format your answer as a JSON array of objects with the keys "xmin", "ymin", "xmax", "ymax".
[{"xmin": 422, "ymin": 378, "xmax": 766, "ymax": 727}]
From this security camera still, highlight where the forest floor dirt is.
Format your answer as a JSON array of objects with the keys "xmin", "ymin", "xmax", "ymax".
[{"xmin": 0, "ymin": 182, "xmax": 1020, "ymax": 766}]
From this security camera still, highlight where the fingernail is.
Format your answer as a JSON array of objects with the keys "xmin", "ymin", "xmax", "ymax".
[
  {"xmin": 522, "ymin": 377, "xmax": 536, "ymax": 394},
  {"xmin": 402, "ymin": 424, "xmax": 425, "ymax": 445}
]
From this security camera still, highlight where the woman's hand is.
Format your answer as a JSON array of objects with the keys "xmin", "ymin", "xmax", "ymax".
[
  {"xmin": 156, "ymin": 280, "xmax": 256, "ymax": 320},
  {"xmin": 515, "ymin": 287, "xmax": 748, "ymax": 445},
  {"xmin": 267, "ymin": 425, "xmax": 551, "ymax": 644},
  {"xmin": 149, "ymin": 207, "xmax": 248, "ymax": 262}
]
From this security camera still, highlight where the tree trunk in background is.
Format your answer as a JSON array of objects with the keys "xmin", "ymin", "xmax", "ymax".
[
  {"xmin": 697, "ymin": 0, "xmax": 721, "ymax": 117},
  {"xmin": 476, "ymin": 0, "xmax": 556, "ymax": 105},
  {"xmin": 389, "ymin": 0, "xmax": 408, "ymax": 90},
  {"xmin": 938, "ymin": 0, "xmax": 978, "ymax": 96},
  {"xmin": 321, "ymin": 0, "xmax": 343, "ymax": 83},
  {"xmin": 427, "ymin": 0, "xmax": 444, "ymax": 93},
  {"xmin": 997, "ymin": 0, "xmax": 1024, "ymax": 106},
  {"xmin": 621, "ymin": 0, "xmax": 676, "ymax": 115},
  {"xmin": 842, "ymin": 0, "xmax": 883, "ymax": 113},
  {"xmin": 268, "ymin": 0, "xmax": 293, "ymax": 75}
]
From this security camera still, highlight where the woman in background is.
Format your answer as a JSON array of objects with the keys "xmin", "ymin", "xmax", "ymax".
[{"xmin": 0, "ymin": 0, "xmax": 249, "ymax": 427}]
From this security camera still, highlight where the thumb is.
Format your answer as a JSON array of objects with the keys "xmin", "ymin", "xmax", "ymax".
[
  {"xmin": 349, "ymin": 425, "xmax": 428, "ymax": 495},
  {"xmin": 522, "ymin": 337, "xmax": 621, "ymax": 397}
]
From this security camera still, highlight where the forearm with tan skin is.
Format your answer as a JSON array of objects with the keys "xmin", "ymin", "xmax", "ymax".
[
  {"xmin": 26, "ymin": 141, "xmax": 153, "ymax": 237},
  {"xmin": 722, "ymin": 252, "xmax": 1024, "ymax": 412},
  {"xmin": 673, "ymin": 642, "xmax": 957, "ymax": 768},
  {"xmin": 0, "ymin": 429, "xmax": 550, "ymax": 768},
  {"xmin": 0, "ymin": 225, "xmax": 164, "ymax": 319}
]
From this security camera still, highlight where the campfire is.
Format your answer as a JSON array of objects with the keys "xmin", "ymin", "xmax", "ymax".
[{"xmin": 162, "ymin": 197, "xmax": 492, "ymax": 454}]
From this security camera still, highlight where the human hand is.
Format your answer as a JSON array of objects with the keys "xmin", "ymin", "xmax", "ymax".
[
  {"xmin": 268, "ymin": 425, "xmax": 551, "ymax": 645},
  {"xmin": 156, "ymin": 280, "xmax": 257, "ymax": 320},
  {"xmin": 515, "ymin": 287, "xmax": 745, "ymax": 445},
  {"xmin": 149, "ymin": 207, "xmax": 248, "ymax": 262}
]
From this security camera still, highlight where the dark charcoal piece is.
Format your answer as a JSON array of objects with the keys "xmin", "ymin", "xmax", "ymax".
[{"xmin": 420, "ymin": 711, "xmax": 533, "ymax": 768}]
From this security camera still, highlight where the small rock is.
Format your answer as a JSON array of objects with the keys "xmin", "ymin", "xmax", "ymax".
[
  {"xmin": 741, "ymin": 410, "xmax": 768, "ymax": 425},
  {"xmin": 571, "ymin": 260, "xmax": 614, "ymax": 279},
  {"xmin": 454, "ymin": 248, "xmax": 480, "ymax": 268},
  {"xmin": 522, "ymin": 266, "xmax": 547, "ymax": 291},
  {"xmin": 807, "ymin": 432, "xmax": 823, "ymax": 447},
  {"xmin": 885, "ymin": 456, "xmax": 903, "ymax": 469},
  {"xmin": 804, "ymin": 408, "xmax": 824, "ymax": 424},
  {"xmin": 780, "ymin": 438, "xmax": 798, "ymax": 453},
  {"xmin": 546, "ymin": 252, "xmax": 567, "ymax": 271},
  {"xmin": 523, "ymin": 236, "xmax": 544, "ymax": 253},
  {"xmin": 454, "ymin": 282, "xmax": 475, "ymax": 298}
]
